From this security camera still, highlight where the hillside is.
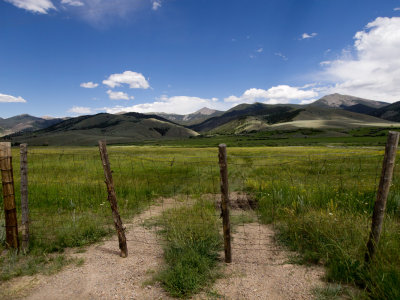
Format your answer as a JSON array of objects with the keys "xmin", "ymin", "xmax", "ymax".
[
  {"xmin": 368, "ymin": 101, "xmax": 400, "ymax": 122},
  {"xmin": 0, "ymin": 114, "xmax": 66, "ymax": 137},
  {"xmin": 190, "ymin": 101, "xmax": 398, "ymax": 134},
  {"xmin": 4, "ymin": 112, "xmax": 198, "ymax": 146},
  {"xmin": 2, "ymin": 93, "xmax": 400, "ymax": 145},
  {"xmin": 190, "ymin": 103, "xmax": 302, "ymax": 133},
  {"xmin": 154, "ymin": 107, "xmax": 224, "ymax": 125}
]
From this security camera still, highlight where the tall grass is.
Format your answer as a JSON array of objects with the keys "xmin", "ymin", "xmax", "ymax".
[
  {"xmin": 242, "ymin": 148, "xmax": 400, "ymax": 299},
  {"xmin": 0, "ymin": 145, "xmax": 399, "ymax": 299},
  {"xmin": 155, "ymin": 200, "xmax": 222, "ymax": 298}
]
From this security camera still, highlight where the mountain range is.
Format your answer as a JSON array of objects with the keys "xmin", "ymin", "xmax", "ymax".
[{"xmin": 2, "ymin": 93, "xmax": 400, "ymax": 145}]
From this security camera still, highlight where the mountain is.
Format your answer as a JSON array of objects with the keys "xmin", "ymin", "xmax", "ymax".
[
  {"xmin": 369, "ymin": 101, "xmax": 400, "ymax": 122},
  {"xmin": 310, "ymin": 93, "xmax": 388, "ymax": 111},
  {"xmin": 154, "ymin": 107, "xmax": 224, "ymax": 125},
  {"xmin": 4, "ymin": 112, "xmax": 198, "ymax": 146},
  {"xmin": 0, "ymin": 114, "xmax": 66, "ymax": 137},
  {"xmin": 190, "ymin": 101, "xmax": 398, "ymax": 134},
  {"xmin": 190, "ymin": 103, "xmax": 301, "ymax": 133},
  {"xmin": 309, "ymin": 93, "xmax": 400, "ymax": 122}
]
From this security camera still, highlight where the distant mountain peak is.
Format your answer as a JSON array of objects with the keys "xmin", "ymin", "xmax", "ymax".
[
  {"xmin": 193, "ymin": 107, "xmax": 218, "ymax": 115},
  {"xmin": 312, "ymin": 94, "xmax": 388, "ymax": 109}
]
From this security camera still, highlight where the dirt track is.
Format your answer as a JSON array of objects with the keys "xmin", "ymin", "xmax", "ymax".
[{"xmin": 1, "ymin": 197, "xmax": 325, "ymax": 299}]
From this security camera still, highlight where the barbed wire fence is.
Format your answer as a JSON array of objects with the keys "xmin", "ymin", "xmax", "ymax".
[{"xmin": 0, "ymin": 138, "xmax": 398, "ymax": 266}]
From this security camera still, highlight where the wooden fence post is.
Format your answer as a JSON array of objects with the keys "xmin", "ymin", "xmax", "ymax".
[
  {"xmin": 0, "ymin": 142, "xmax": 19, "ymax": 250},
  {"xmin": 98, "ymin": 140, "xmax": 128, "ymax": 258},
  {"xmin": 20, "ymin": 144, "xmax": 29, "ymax": 251},
  {"xmin": 218, "ymin": 144, "xmax": 232, "ymax": 263},
  {"xmin": 365, "ymin": 131, "xmax": 399, "ymax": 263}
]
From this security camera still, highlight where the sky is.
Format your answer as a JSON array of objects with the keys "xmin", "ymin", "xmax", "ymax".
[{"xmin": 1, "ymin": 0, "xmax": 400, "ymax": 118}]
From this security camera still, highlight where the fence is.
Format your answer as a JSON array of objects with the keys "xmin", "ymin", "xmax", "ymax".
[{"xmin": 1, "ymin": 135, "xmax": 399, "ymax": 267}]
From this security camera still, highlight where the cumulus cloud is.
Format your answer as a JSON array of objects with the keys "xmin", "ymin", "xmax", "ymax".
[
  {"xmin": 61, "ymin": 0, "xmax": 84, "ymax": 6},
  {"xmin": 299, "ymin": 99, "xmax": 317, "ymax": 105},
  {"xmin": 320, "ymin": 17, "xmax": 400, "ymax": 102},
  {"xmin": 103, "ymin": 70, "xmax": 150, "ymax": 89},
  {"xmin": 4, "ymin": 0, "xmax": 56, "ymax": 14},
  {"xmin": 152, "ymin": 0, "xmax": 161, "ymax": 10},
  {"xmin": 301, "ymin": 32, "xmax": 317, "ymax": 39},
  {"xmin": 68, "ymin": 106, "xmax": 93, "ymax": 114},
  {"xmin": 256, "ymin": 48, "xmax": 263, "ymax": 53},
  {"xmin": 106, "ymin": 90, "xmax": 134, "ymax": 100},
  {"xmin": 0, "ymin": 93, "xmax": 27, "ymax": 103},
  {"xmin": 224, "ymin": 85, "xmax": 317, "ymax": 104},
  {"xmin": 80, "ymin": 81, "xmax": 98, "ymax": 88},
  {"xmin": 103, "ymin": 95, "xmax": 224, "ymax": 115},
  {"xmin": 394, "ymin": 7, "xmax": 400, "ymax": 11}
]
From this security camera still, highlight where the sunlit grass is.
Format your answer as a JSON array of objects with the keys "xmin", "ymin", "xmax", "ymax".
[{"xmin": 0, "ymin": 145, "xmax": 399, "ymax": 299}]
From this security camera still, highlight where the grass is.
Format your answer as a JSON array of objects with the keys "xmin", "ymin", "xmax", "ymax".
[
  {"xmin": 0, "ymin": 250, "xmax": 73, "ymax": 281},
  {"xmin": 154, "ymin": 200, "xmax": 222, "ymax": 298},
  {"xmin": 0, "ymin": 142, "xmax": 399, "ymax": 299},
  {"xmin": 244, "ymin": 149, "xmax": 400, "ymax": 299}
]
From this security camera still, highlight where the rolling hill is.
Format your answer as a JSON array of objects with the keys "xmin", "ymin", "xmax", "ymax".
[
  {"xmin": 190, "ymin": 101, "xmax": 398, "ymax": 134},
  {"xmin": 0, "ymin": 114, "xmax": 66, "ymax": 137},
  {"xmin": 3, "ymin": 93, "xmax": 400, "ymax": 146},
  {"xmin": 368, "ymin": 101, "xmax": 400, "ymax": 122},
  {"xmin": 5, "ymin": 112, "xmax": 198, "ymax": 146}
]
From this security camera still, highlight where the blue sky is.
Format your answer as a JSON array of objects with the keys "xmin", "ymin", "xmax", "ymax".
[{"xmin": 1, "ymin": 0, "xmax": 400, "ymax": 118}]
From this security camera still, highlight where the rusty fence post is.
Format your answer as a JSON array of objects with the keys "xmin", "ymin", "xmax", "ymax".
[
  {"xmin": 218, "ymin": 144, "xmax": 232, "ymax": 263},
  {"xmin": 98, "ymin": 140, "xmax": 128, "ymax": 258},
  {"xmin": 365, "ymin": 131, "xmax": 399, "ymax": 263},
  {"xmin": 0, "ymin": 142, "xmax": 19, "ymax": 250}
]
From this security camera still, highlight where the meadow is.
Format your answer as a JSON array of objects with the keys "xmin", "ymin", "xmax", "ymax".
[{"xmin": 0, "ymin": 144, "xmax": 399, "ymax": 299}]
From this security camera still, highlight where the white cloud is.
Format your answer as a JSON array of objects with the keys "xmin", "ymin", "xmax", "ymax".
[
  {"xmin": 301, "ymin": 32, "xmax": 317, "ymax": 39},
  {"xmin": 106, "ymin": 90, "xmax": 134, "ymax": 100},
  {"xmin": 103, "ymin": 95, "xmax": 225, "ymax": 115},
  {"xmin": 61, "ymin": 0, "xmax": 84, "ymax": 6},
  {"xmin": 103, "ymin": 70, "xmax": 150, "ymax": 89},
  {"xmin": 394, "ymin": 7, "xmax": 400, "ymax": 11},
  {"xmin": 0, "ymin": 93, "xmax": 27, "ymax": 103},
  {"xmin": 80, "ymin": 81, "xmax": 98, "ymax": 88},
  {"xmin": 320, "ymin": 17, "xmax": 400, "ymax": 102},
  {"xmin": 274, "ymin": 52, "xmax": 288, "ymax": 61},
  {"xmin": 152, "ymin": 0, "xmax": 161, "ymax": 10},
  {"xmin": 256, "ymin": 48, "xmax": 263, "ymax": 53},
  {"xmin": 299, "ymin": 99, "xmax": 317, "ymax": 105},
  {"xmin": 68, "ymin": 106, "xmax": 93, "ymax": 114},
  {"xmin": 4, "ymin": 0, "xmax": 56, "ymax": 14},
  {"xmin": 224, "ymin": 85, "xmax": 318, "ymax": 104}
]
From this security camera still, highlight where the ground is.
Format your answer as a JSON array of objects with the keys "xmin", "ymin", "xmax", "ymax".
[{"xmin": 1, "ymin": 196, "xmax": 326, "ymax": 300}]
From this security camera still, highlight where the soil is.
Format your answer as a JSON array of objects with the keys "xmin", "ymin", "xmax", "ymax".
[{"xmin": 0, "ymin": 196, "xmax": 326, "ymax": 299}]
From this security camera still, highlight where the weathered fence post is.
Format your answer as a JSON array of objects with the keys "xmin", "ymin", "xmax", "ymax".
[
  {"xmin": 365, "ymin": 131, "xmax": 399, "ymax": 263},
  {"xmin": 0, "ymin": 142, "xmax": 19, "ymax": 250},
  {"xmin": 98, "ymin": 140, "xmax": 128, "ymax": 258},
  {"xmin": 20, "ymin": 144, "xmax": 29, "ymax": 251},
  {"xmin": 218, "ymin": 144, "xmax": 232, "ymax": 263}
]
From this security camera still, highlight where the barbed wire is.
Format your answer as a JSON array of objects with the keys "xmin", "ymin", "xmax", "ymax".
[{"xmin": 1, "ymin": 146, "xmax": 398, "ymax": 266}]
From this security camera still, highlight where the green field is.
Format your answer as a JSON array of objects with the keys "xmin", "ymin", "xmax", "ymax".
[{"xmin": 1, "ymin": 144, "xmax": 400, "ymax": 299}]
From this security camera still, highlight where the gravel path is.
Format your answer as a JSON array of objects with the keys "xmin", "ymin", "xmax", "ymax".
[
  {"xmin": 207, "ymin": 221, "xmax": 325, "ymax": 299},
  {"xmin": 1, "ymin": 197, "xmax": 325, "ymax": 299}
]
